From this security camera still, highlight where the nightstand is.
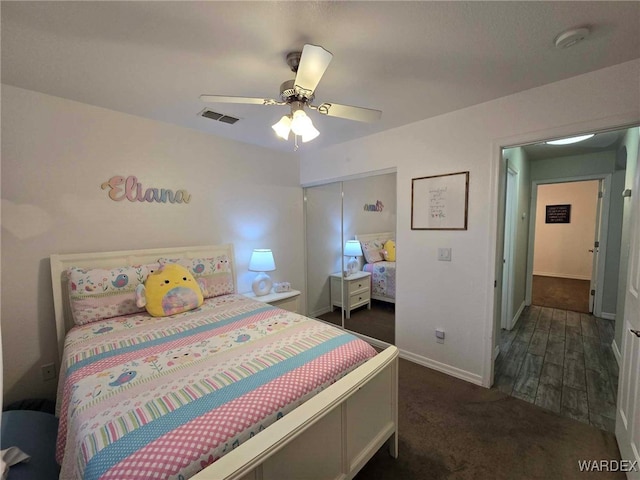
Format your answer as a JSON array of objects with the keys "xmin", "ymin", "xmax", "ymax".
[
  {"xmin": 330, "ymin": 271, "xmax": 371, "ymax": 319},
  {"xmin": 242, "ymin": 289, "xmax": 301, "ymax": 313}
]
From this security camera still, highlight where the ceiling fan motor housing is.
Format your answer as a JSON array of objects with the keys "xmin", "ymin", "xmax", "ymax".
[{"xmin": 279, "ymin": 79, "xmax": 314, "ymax": 104}]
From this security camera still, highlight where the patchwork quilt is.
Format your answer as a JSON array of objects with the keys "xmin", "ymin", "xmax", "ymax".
[
  {"xmin": 56, "ymin": 294, "xmax": 377, "ymax": 480},
  {"xmin": 363, "ymin": 261, "xmax": 396, "ymax": 300}
]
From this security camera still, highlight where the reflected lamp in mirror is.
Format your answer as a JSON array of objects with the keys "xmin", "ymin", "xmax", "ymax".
[
  {"xmin": 344, "ymin": 240, "xmax": 363, "ymax": 277},
  {"xmin": 249, "ymin": 249, "xmax": 276, "ymax": 296}
]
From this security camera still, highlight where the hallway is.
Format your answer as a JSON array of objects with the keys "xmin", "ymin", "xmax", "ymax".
[{"xmin": 494, "ymin": 305, "xmax": 618, "ymax": 432}]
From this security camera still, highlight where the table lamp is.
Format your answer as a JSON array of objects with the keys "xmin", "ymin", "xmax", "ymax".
[
  {"xmin": 344, "ymin": 240, "xmax": 363, "ymax": 277},
  {"xmin": 249, "ymin": 249, "xmax": 276, "ymax": 296}
]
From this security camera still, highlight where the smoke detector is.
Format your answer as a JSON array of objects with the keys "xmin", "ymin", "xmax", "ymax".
[{"xmin": 554, "ymin": 27, "xmax": 590, "ymax": 49}]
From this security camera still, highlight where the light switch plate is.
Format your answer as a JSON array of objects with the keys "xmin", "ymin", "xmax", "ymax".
[{"xmin": 437, "ymin": 248, "xmax": 451, "ymax": 261}]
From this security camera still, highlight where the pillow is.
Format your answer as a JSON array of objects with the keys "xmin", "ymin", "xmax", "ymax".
[
  {"xmin": 383, "ymin": 240, "xmax": 396, "ymax": 262},
  {"xmin": 158, "ymin": 255, "xmax": 235, "ymax": 298},
  {"xmin": 361, "ymin": 239, "xmax": 385, "ymax": 263},
  {"xmin": 135, "ymin": 264, "xmax": 204, "ymax": 317},
  {"xmin": 67, "ymin": 263, "xmax": 159, "ymax": 325}
]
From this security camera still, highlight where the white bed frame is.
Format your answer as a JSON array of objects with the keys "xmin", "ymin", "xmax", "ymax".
[
  {"xmin": 355, "ymin": 232, "xmax": 396, "ymax": 304},
  {"xmin": 50, "ymin": 244, "xmax": 398, "ymax": 480}
]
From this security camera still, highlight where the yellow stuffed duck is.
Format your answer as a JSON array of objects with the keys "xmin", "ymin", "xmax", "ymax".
[{"xmin": 136, "ymin": 264, "xmax": 205, "ymax": 317}]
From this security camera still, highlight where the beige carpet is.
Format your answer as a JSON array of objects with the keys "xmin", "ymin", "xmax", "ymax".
[{"xmin": 532, "ymin": 275, "xmax": 590, "ymax": 313}]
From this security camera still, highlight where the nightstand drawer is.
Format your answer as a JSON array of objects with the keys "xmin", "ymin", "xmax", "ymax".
[
  {"xmin": 271, "ymin": 296, "xmax": 299, "ymax": 313},
  {"xmin": 348, "ymin": 278, "xmax": 369, "ymax": 295},
  {"xmin": 349, "ymin": 290, "xmax": 370, "ymax": 309},
  {"xmin": 242, "ymin": 290, "xmax": 301, "ymax": 314}
]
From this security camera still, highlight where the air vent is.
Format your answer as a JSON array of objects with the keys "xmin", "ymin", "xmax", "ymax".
[{"xmin": 200, "ymin": 109, "xmax": 239, "ymax": 125}]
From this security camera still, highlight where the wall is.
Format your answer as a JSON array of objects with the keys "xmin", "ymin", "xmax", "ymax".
[
  {"xmin": 342, "ymin": 173, "xmax": 397, "ymax": 242},
  {"xmin": 533, "ymin": 181, "xmax": 599, "ymax": 279},
  {"xmin": 614, "ymin": 126, "xmax": 640, "ymax": 353},
  {"xmin": 299, "ymin": 59, "xmax": 640, "ymax": 386},
  {"xmin": 0, "ymin": 85, "xmax": 303, "ymax": 404}
]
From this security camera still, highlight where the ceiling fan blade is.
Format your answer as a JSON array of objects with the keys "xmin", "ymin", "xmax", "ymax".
[
  {"xmin": 294, "ymin": 44, "xmax": 333, "ymax": 99},
  {"xmin": 315, "ymin": 102, "xmax": 382, "ymax": 123},
  {"xmin": 199, "ymin": 95, "xmax": 280, "ymax": 106}
]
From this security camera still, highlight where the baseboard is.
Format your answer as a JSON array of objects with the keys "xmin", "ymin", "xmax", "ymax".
[
  {"xmin": 310, "ymin": 306, "xmax": 332, "ymax": 318},
  {"xmin": 600, "ymin": 312, "xmax": 616, "ymax": 321},
  {"xmin": 510, "ymin": 301, "xmax": 526, "ymax": 330},
  {"xmin": 533, "ymin": 272, "xmax": 591, "ymax": 281},
  {"xmin": 399, "ymin": 349, "xmax": 483, "ymax": 386},
  {"xmin": 612, "ymin": 339, "xmax": 622, "ymax": 367}
]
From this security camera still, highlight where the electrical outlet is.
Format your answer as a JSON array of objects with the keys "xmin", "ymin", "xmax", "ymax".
[
  {"xmin": 437, "ymin": 248, "xmax": 451, "ymax": 261},
  {"xmin": 41, "ymin": 363, "xmax": 56, "ymax": 381}
]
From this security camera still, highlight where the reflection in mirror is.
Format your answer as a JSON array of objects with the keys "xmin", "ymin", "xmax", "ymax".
[
  {"xmin": 305, "ymin": 173, "xmax": 397, "ymax": 344},
  {"xmin": 304, "ymin": 182, "xmax": 343, "ymax": 329},
  {"xmin": 340, "ymin": 173, "xmax": 396, "ymax": 344}
]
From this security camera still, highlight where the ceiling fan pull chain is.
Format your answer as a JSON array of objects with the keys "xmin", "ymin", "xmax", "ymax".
[{"xmin": 294, "ymin": 135, "xmax": 299, "ymax": 151}]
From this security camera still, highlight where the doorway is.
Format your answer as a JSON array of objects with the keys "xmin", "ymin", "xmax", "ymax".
[
  {"xmin": 492, "ymin": 127, "xmax": 635, "ymax": 433},
  {"xmin": 530, "ymin": 179, "xmax": 602, "ymax": 314}
]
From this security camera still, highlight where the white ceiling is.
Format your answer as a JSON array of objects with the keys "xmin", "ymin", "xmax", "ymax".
[{"xmin": 2, "ymin": 1, "xmax": 639, "ymax": 153}]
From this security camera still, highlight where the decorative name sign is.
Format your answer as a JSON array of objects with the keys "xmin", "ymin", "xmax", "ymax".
[
  {"xmin": 364, "ymin": 200, "xmax": 384, "ymax": 212},
  {"xmin": 545, "ymin": 204, "xmax": 571, "ymax": 223},
  {"xmin": 101, "ymin": 175, "xmax": 191, "ymax": 204}
]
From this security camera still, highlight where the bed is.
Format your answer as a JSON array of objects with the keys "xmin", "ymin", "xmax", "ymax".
[
  {"xmin": 51, "ymin": 244, "xmax": 398, "ymax": 480},
  {"xmin": 355, "ymin": 232, "xmax": 396, "ymax": 304}
]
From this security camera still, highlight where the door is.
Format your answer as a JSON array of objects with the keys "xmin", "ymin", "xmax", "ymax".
[
  {"xmin": 501, "ymin": 167, "xmax": 518, "ymax": 330},
  {"xmin": 615, "ymin": 154, "xmax": 640, "ymax": 478},
  {"xmin": 589, "ymin": 181, "xmax": 603, "ymax": 313}
]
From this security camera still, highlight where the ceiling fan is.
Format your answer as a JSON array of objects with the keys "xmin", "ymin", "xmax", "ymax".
[{"xmin": 200, "ymin": 44, "xmax": 382, "ymax": 148}]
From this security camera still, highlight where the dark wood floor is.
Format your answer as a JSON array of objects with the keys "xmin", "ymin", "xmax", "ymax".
[{"xmin": 494, "ymin": 305, "xmax": 618, "ymax": 432}]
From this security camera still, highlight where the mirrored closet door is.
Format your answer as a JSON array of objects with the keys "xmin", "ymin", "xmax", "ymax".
[{"xmin": 304, "ymin": 172, "xmax": 396, "ymax": 345}]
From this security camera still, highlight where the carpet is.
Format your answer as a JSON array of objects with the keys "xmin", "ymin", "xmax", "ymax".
[
  {"xmin": 532, "ymin": 275, "xmax": 590, "ymax": 313},
  {"xmin": 355, "ymin": 359, "xmax": 623, "ymax": 479}
]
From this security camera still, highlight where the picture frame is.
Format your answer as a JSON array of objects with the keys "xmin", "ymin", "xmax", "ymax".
[{"xmin": 411, "ymin": 171, "xmax": 469, "ymax": 230}]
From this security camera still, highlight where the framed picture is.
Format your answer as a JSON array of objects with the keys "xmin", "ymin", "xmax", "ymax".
[
  {"xmin": 545, "ymin": 204, "xmax": 571, "ymax": 223},
  {"xmin": 411, "ymin": 171, "xmax": 469, "ymax": 230}
]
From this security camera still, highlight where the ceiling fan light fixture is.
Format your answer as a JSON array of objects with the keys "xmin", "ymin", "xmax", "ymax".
[
  {"xmin": 301, "ymin": 124, "xmax": 320, "ymax": 143},
  {"xmin": 289, "ymin": 108, "xmax": 319, "ymax": 142},
  {"xmin": 546, "ymin": 134, "xmax": 594, "ymax": 145},
  {"xmin": 272, "ymin": 115, "xmax": 292, "ymax": 140}
]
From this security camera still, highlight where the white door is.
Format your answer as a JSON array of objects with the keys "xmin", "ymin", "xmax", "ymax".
[
  {"xmin": 501, "ymin": 168, "xmax": 517, "ymax": 330},
  {"xmin": 589, "ymin": 181, "xmax": 603, "ymax": 313},
  {"xmin": 616, "ymin": 154, "xmax": 640, "ymax": 478}
]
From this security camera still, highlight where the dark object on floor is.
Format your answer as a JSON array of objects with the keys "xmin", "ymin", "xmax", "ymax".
[
  {"xmin": 532, "ymin": 275, "xmax": 590, "ymax": 313},
  {"xmin": 1, "ymin": 410, "xmax": 60, "ymax": 480},
  {"xmin": 354, "ymin": 359, "xmax": 624, "ymax": 480}
]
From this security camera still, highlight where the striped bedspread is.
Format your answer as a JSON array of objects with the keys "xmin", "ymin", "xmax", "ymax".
[{"xmin": 56, "ymin": 293, "xmax": 377, "ymax": 480}]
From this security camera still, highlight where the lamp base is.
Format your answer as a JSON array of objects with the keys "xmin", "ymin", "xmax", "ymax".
[
  {"xmin": 252, "ymin": 272, "xmax": 273, "ymax": 296},
  {"xmin": 346, "ymin": 257, "xmax": 359, "ymax": 276}
]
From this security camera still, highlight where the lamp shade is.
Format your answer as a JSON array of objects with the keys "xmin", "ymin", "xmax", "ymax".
[
  {"xmin": 249, "ymin": 249, "xmax": 276, "ymax": 272},
  {"xmin": 344, "ymin": 240, "xmax": 363, "ymax": 257},
  {"xmin": 272, "ymin": 115, "xmax": 292, "ymax": 140}
]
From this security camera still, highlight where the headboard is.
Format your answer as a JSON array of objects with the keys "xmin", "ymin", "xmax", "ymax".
[
  {"xmin": 50, "ymin": 244, "xmax": 236, "ymax": 361},
  {"xmin": 355, "ymin": 232, "xmax": 395, "ymax": 244}
]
